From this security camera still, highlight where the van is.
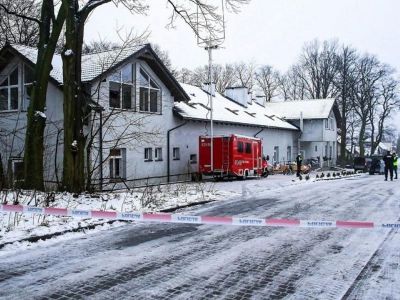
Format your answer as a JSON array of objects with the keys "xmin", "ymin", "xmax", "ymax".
[{"xmin": 353, "ymin": 157, "xmax": 367, "ymax": 172}]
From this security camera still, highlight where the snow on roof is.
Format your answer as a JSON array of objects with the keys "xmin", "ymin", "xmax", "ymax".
[
  {"xmin": 174, "ymin": 83, "xmax": 298, "ymax": 131},
  {"xmin": 265, "ymin": 99, "xmax": 336, "ymax": 120},
  {"xmin": 10, "ymin": 44, "xmax": 146, "ymax": 84},
  {"xmin": 379, "ymin": 142, "xmax": 393, "ymax": 151}
]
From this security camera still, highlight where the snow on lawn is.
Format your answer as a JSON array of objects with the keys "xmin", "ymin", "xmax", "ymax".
[{"xmin": 0, "ymin": 181, "xmax": 229, "ymax": 245}]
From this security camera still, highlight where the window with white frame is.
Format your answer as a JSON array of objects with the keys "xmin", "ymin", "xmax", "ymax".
[
  {"xmin": 173, "ymin": 147, "xmax": 180, "ymax": 160},
  {"xmin": 9, "ymin": 158, "xmax": 24, "ymax": 183},
  {"xmin": 0, "ymin": 67, "xmax": 19, "ymax": 111},
  {"xmin": 144, "ymin": 147, "xmax": 153, "ymax": 161},
  {"xmin": 273, "ymin": 146, "xmax": 279, "ymax": 164},
  {"xmin": 139, "ymin": 67, "xmax": 161, "ymax": 113},
  {"xmin": 287, "ymin": 146, "xmax": 292, "ymax": 162},
  {"xmin": 324, "ymin": 119, "xmax": 329, "ymax": 129},
  {"xmin": 23, "ymin": 64, "xmax": 34, "ymax": 111},
  {"xmin": 109, "ymin": 64, "xmax": 134, "ymax": 109},
  {"xmin": 155, "ymin": 147, "xmax": 163, "ymax": 161},
  {"xmin": 109, "ymin": 148, "xmax": 126, "ymax": 180}
]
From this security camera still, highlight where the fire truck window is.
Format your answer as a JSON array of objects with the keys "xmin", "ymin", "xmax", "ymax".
[
  {"xmin": 237, "ymin": 142, "xmax": 244, "ymax": 153},
  {"xmin": 245, "ymin": 143, "xmax": 252, "ymax": 154}
]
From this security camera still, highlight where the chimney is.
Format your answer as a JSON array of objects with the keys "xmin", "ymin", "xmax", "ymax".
[
  {"xmin": 224, "ymin": 87, "xmax": 249, "ymax": 107},
  {"xmin": 201, "ymin": 82, "xmax": 216, "ymax": 96}
]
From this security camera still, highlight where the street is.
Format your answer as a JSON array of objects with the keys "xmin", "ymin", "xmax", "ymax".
[{"xmin": 0, "ymin": 175, "xmax": 399, "ymax": 299}]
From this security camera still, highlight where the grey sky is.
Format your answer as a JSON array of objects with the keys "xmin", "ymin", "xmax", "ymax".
[{"xmin": 85, "ymin": 0, "xmax": 400, "ymax": 74}]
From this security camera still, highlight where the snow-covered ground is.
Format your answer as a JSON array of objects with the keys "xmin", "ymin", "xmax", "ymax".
[{"xmin": 0, "ymin": 180, "xmax": 229, "ymax": 245}]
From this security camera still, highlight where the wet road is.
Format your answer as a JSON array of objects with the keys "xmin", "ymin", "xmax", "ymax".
[{"xmin": 0, "ymin": 176, "xmax": 399, "ymax": 299}]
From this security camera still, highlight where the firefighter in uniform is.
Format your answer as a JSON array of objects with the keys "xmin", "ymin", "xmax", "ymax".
[
  {"xmin": 393, "ymin": 152, "xmax": 398, "ymax": 179},
  {"xmin": 383, "ymin": 151, "xmax": 394, "ymax": 181},
  {"xmin": 296, "ymin": 153, "xmax": 303, "ymax": 177}
]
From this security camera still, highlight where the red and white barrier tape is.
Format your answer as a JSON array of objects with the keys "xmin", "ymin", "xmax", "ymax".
[{"xmin": 1, "ymin": 204, "xmax": 399, "ymax": 229}]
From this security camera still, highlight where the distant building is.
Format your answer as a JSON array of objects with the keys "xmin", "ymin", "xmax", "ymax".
[{"xmin": 265, "ymin": 99, "xmax": 341, "ymax": 167}]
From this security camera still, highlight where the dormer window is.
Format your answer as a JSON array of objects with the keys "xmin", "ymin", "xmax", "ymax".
[
  {"xmin": 0, "ymin": 67, "xmax": 19, "ymax": 111},
  {"xmin": 139, "ymin": 68, "xmax": 161, "ymax": 113}
]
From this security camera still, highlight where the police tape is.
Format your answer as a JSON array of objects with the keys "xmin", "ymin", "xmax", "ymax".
[{"xmin": 1, "ymin": 204, "xmax": 399, "ymax": 229}]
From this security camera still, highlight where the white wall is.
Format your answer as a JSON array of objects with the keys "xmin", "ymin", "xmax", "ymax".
[{"xmin": 0, "ymin": 57, "xmax": 64, "ymax": 186}]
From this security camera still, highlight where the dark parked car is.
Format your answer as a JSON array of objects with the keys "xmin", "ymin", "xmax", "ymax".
[
  {"xmin": 353, "ymin": 157, "xmax": 367, "ymax": 172},
  {"xmin": 369, "ymin": 156, "xmax": 384, "ymax": 175}
]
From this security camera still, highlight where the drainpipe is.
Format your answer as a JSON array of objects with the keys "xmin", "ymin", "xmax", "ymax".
[
  {"xmin": 167, "ymin": 121, "xmax": 187, "ymax": 182},
  {"xmin": 99, "ymin": 109, "xmax": 103, "ymax": 191}
]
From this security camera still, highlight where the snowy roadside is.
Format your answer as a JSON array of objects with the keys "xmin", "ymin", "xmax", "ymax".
[
  {"xmin": 0, "ymin": 172, "xmax": 360, "ymax": 248},
  {"xmin": 0, "ymin": 181, "xmax": 230, "ymax": 246}
]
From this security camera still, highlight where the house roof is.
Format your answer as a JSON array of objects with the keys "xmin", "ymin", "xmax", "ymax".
[
  {"xmin": 0, "ymin": 44, "xmax": 190, "ymax": 102},
  {"xmin": 265, "ymin": 99, "xmax": 341, "ymax": 123},
  {"xmin": 174, "ymin": 83, "xmax": 298, "ymax": 131}
]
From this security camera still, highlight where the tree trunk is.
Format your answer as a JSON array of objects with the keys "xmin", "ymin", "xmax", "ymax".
[
  {"xmin": 23, "ymin": 0, "xmax": 65, "ymax": 191},
  {"xmin": 358, "ymin": 122, "xmax": 366, "ymax": 157},
  {"xmin": 61, "ymin": 0, "xmax": 86, "ymax": 193}
]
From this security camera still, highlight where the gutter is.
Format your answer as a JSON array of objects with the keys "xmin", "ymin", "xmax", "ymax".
[{"xmin": 167, "ymin": 121, "xmax": 188, "ymax": 182}]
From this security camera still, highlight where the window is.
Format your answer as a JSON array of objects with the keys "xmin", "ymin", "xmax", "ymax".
[
  {"xmin": 273, "ymin": 146, "xmax": 279, "ymax": 164},
  {"xmin": 0, "ymin": 67, "xmax": 19, "ymax": 111},
  {"xmin": 190, "ymin": 154, "xmax": 197, "ymax": 164},
  {"xmin": 315, "ymin": 145, "xmax": 318, "ymax": 152},
  {"xmin": 325, "ymin": 119, "xmax": 329, "ymax": 129},
  {"xmin": 245, "ymin": 143, "xmax": 252, "ymax": 154},
  {"xmin": 109, "ymin": 82, "xmax": 132, "ymax": 109},
  {"xmin": 173, "ymin": 147, "xmax": 180, "ymax": 160},
  {"xmin": 287, "ymin": 146, "xmax": 292, "ymax": 162},
  {"xmin": 23, "ymin": 64, "xmax": 34, "ymax": 111},
  {"xmin": 144, "ymin": 148, "xmax": 153, "ymax": 161},
  {"xmin": 109, "ymin": 64, "xmax": 134, "ymax": 109},
  {"xmin": 109, "ymin": 148, "xmax": 126, "ymax": 180},
  {"xmin": 237, "ymin": 142, "xmax": 244, "ymax": 153},
  {"xmin": 8, "ymin": 158, "xmax": 24, "ymax": 183},
  {"xmin": 155, "ymin": 147, "xmax": 163, "ymax": 161},
  {"xmin": 139, "ymin": 68, "xmax": 161, "ymax": 113}
]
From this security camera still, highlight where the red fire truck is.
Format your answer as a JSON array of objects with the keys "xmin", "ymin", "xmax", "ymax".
[{"xmin": 198, "ymin": 134, "xmax": 269, "ymax": 179}]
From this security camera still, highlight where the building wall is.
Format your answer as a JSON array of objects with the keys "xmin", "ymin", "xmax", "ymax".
[
  {"xmin": 170, "ymin": 122, "xmax": 297, "ymax": 175},
  {"xmin": 90, "ymin": 58, "xmax": 184, "ymax": 188},
  {"xmin": 0, "ymin": 57, "xmax": 64, "ymax": 186}
]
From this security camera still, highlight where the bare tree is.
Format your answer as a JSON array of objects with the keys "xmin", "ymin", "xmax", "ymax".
[
  {"xmin": 234, "ymin": 62, "xmax": 255, "ymax": 91},
  {"xmin": 335, "ymin": 45, "xmax": 358, "ymax": 163},
  {"xmin": 296, "ymin": 40, "xmax": 339, "ymax": 99},
  {"xmin": 351, "ymin": 54, "xmax": 386, "ymax": 156},
  {"xmin": 369, "ymin": 69, "xmax": 399, "ymax": 154},
  {"xmin": 279, "ymin": 65, "xmax": 307, "ymax": 100},
  {"xmin": 0, "ymin": 0, "xmax": 40, "ymax": 48},
  {"xmin": 255, "ymin": 65, "xmax": 280, "ymax": 102}
]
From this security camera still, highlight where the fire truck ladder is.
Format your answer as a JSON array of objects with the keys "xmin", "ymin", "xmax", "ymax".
[{"xmin": 222, "ymin": 137, "xmax": 229, "ymax": 174}]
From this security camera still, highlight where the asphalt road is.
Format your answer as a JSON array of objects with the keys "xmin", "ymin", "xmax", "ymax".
[{"xmin": 0, "ymin": 175, "xmax": 399, "ymax": 299}]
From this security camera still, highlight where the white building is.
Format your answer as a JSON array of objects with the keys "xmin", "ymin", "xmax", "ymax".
[{"xmin": 265, "ymin": 99, "xmax": 341, "ymax": 166}]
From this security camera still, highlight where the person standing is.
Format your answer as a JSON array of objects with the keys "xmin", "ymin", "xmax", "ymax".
[
  {"xmin": 393, "ymin": 152, "xmax": 398, "ymax": 179},
  {"xmin": 296, "ymin": 153, "xmax": 303, "ymax": 177},
  {"xmin": 383, "ymin": 151, "xmax": 394, "ymax": 181}
]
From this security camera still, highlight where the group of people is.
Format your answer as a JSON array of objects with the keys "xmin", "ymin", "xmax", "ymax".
[{"xmin": 383, "ymin": 151, "xmax": 398, "ymax": 181}]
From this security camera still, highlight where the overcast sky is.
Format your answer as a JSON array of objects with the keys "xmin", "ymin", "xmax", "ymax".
[{"xmin": 85, "ymin": 0, "xmax": 400, "ymax": 74}]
